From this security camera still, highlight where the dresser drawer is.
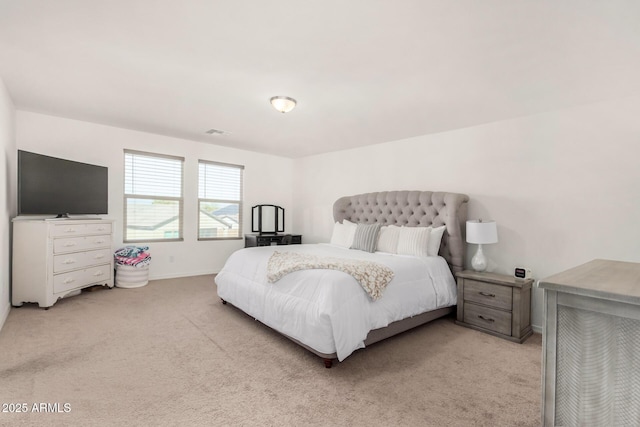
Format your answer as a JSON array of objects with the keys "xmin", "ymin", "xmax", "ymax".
[
  {"xmin": 53, "ymin": 234, "xmax": 111, "ymax": 254},
  {"xmin": 53, "ymin": 248, "xmax": 112, "ymax": 273},
  {"xmin": 50, "ymin": 222, "xmax": 112, "ymax": 237},
  {"xmin": 464, "ymin": 279, "xmax": 512, "ymax": 311},
  {"xmin": 53, "ymin": 264, "xmax": 112, "ymax": 294},
  {"xmin": 463, "ymin": 302, "xmax": 512, "ymax": 336}
]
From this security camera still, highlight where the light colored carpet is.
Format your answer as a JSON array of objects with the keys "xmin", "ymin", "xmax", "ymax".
[{"xmin": 0, "ymin": 275, "xmax": 541, "ymax": 426}]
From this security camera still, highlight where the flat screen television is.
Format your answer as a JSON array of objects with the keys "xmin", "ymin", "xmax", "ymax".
[{"xmin": 18, "ymin": 150, "xmax": 108, "ymax": 218}]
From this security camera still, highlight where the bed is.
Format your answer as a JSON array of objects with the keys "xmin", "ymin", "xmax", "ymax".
[{"xmin": 215, "ymin": 191, "xmax": 469, "ymax": 367}]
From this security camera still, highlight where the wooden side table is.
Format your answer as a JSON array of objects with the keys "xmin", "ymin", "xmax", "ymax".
[{"xmin": 455, "ymin": 270, "xmax": 533, "ymax": 343}]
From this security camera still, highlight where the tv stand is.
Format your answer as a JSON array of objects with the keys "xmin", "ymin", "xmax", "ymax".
[{"xmin": 12, "ymin": 218, "xmax": 114, "ymax": 308}]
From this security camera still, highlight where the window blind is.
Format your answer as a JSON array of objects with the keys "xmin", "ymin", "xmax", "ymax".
[
  {"xmin": 198, "ymin": 160, "xmax": 244, "ymax": 240},
  {"xmin": 124, "ymin": 150, "xmax": 184, "ymax": 242}
]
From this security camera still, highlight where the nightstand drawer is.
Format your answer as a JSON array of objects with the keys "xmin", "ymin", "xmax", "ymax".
[
  {"xmin": 464, "ymin": 279, "xmax": 512, "ymax": 311},
  {"xmin": 463, "ymin": 302, "xmax": 512, "ymax": 336}
]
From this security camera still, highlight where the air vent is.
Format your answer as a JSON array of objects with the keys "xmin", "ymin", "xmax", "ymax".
[{"xmin": 205, "ymin": 128, "xmax": 231, "ymax": 136}]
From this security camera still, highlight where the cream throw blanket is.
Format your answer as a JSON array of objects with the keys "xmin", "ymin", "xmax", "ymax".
[{"xmin": 267, "ymin": 251, "xmax": 394, "ymax": 300}]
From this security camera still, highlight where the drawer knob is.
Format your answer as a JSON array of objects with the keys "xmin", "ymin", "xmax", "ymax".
[
  {"xmin": 478, "ymin": 315, "xmax": 495, "ymax": 323},
  {"xmin": 93, "ymin": 271, "xmax": 104, "ymax": 277},
  {"xmin": 63, "ymin": 278, "xmax": 75, "ymax": 284},
  {"xmin": 63, "ymin": 242, "xmax": 77, "ymax": 247},
  {"xmin": 94, "ymin": 239, "xmax": 105, "ymax": 244},
  {"xmin": 479, "ymin": 291, "xmax": 496, "ymax": 298},
  {"xmin": 65, "ymin": 228, "xmax": 76, "ymax": 233},
  {"xmin": 63, "ymin": 259, "xmax": 77, "ymax": 265}
]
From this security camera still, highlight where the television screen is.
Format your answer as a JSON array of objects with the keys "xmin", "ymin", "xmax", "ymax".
[{"xmin": 18, "ymin": 150, "xmax": 108, "ymax": 217}]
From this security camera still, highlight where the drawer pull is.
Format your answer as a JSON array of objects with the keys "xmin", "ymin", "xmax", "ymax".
[
  {"xmin": 94, "ymin": 254, "xmax": 105, "ymax": 259},
  {"xmin": 96, "ymin": 227, "xmax": 105, "ymax": 231},
  {"xmin": 94, "ymin": 239, "xmax": 105, "ymax": 244},
  {"xmin": 479, "ymin": 292, "xmax": 496, "ymax": 298},
  {"xmin": 93, "ymin": 271, "xmax": 104, "ymax": 277},
  {"xmin": 63, "ymin": 259, "xmax": 77, "ymax": 265},
  {"xmin": 64, "ymin": 228, "xmax": 77, "ymax": 233},
  {"xmin": 478, "ymin": 315, "xmax": 495, "ymax": 323},
  {"xmin": 63, "ymin": 242, "xmax": 77, "ymax": 247},
  {"xmin": 63, "ymin": 278, "xmax": 75, "ymax": 284}
]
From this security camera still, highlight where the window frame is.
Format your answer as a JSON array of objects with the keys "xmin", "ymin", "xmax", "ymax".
[
  {"xmin": 123, "ymin": 149, "xmax": 185, "ymax": 243},
  {"xmin": 197, "ymin": 159, "xmax": 244, "ymax": 241}
]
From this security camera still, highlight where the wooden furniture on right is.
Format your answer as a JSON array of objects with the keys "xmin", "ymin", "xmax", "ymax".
[
  {"xmin": 12, "ymin": 218, "xmax": 114, "ymax": 308},
  {"xmin": 455, "ymin": 270, "xmax": 533, "ymax": 343},
  {"xmin": 539, "ymin": 259, "xmax": 640, "ymax": 426},
  {"xmin": 244, "ymin": 233, "xmax": 301, "ymax": 248}
]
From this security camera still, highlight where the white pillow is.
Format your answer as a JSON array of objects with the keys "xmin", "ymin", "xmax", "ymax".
[
  {"xmin": 376, "ymin": 225, "xmax": 400, "ymax": 253},
  {"xmin": 397, "ymin": 226, "xmax": 430, "ymax": 257},
  {"xmin": 329, "ymin": 220, "xmax": 357, "ymax": 248},
  {"xmin": 428, "ymin": 225, "xmax": 446, "ymax": 257}
]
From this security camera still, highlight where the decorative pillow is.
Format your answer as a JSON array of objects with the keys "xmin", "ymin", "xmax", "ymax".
[
  {"xmin": 329, "ymin": 220, "xmax": 357, "ymax": 248},
  {"xmin": 427, "ymin": 225, "xmax": 446, "ymax": 257},
  {"xmin": 376, "ymin": 225, "xmax": 400, "ymax": 253},
  {"xmin": 351, "ymin": 223, "xmax": 382, "ymax": 253},
  {"xmin": 397, "ymin": 226, "xmax": 430, "ymax": 257}
]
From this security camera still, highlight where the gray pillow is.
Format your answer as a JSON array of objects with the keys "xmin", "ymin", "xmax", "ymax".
[{"xmin": 351, "ymin": 223, "xmax": 382, "ymax": 253}]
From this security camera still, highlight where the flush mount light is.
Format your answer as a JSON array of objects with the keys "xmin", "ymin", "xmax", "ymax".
[{"xmin": 270, "ymin": 96, "xmax": 297, "ymax": 113}]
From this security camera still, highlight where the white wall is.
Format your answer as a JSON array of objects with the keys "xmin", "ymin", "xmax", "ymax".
[
  {"xmin": 292, "ymin": 95, "xmax": 640, "ymax": 330},
  {"xmin": 16, "ymin": 111, "xmax": 294, "ymax": 279},
  {"xmin": 0, "ymin": 77, "xmax": 16, "ymax": 331}
]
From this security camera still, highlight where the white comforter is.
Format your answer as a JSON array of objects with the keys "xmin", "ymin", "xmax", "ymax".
[{"xmin": 215, "ymin": 244, "xmax": 457, "ymax": 361}]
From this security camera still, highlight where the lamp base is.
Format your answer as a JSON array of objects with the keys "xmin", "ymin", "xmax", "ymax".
[{"xmin": 471, "ymin": 244, "xmax": 488, "ymax": 272}]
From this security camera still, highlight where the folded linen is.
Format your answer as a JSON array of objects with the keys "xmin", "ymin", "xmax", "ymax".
[
  {"xmin": 114, "ymin": 245, "xmax": 151, "ymax": 268},
  {"xmin": 115, "ymin": 246, "xmax": 150, "ymax": 258},
  {"xmin": 114, "ymin": 251, "xmax": 151, "ymax": 268}
]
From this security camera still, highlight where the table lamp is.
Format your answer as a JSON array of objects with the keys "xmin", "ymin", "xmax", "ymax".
[{"xmin": 466, "ymin": 219, "xmax": 498, "ymax": 272}]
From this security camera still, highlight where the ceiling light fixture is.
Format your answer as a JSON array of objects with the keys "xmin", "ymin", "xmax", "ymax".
[{"xmin": 270, "ymin": 96, "xmax": 297, "ymax": 113}]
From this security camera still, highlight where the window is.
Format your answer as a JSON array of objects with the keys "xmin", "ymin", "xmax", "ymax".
[
  {"xmin": 124, "ymin": 150, "xmax": 184, "ymax": 242},
  {"xmin": 198, "ymin": 160, "xmax": 244, "ymax": 240}
]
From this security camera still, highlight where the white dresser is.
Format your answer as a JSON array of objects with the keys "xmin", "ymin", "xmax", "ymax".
[
  {"xmin": 12, "ymin": 218, "xmax": 114, "ymax": 308},
  {"xmin": 540, "ymin": 259, "xmax": 640, "ymax": 426}
]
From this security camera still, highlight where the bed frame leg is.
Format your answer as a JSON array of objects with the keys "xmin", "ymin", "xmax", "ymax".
[
  {"xmin": 221, "ymin": 299, "xmax": 227, "ymax": 305},
  {"xmin": 323, "ymin": 358, "xmax": 333, "ymax": 369}
]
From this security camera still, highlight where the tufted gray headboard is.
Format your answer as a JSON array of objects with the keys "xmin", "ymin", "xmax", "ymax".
[{"xmin": 333, "ymin": 191, "xmax": 469, "ymax": 273}]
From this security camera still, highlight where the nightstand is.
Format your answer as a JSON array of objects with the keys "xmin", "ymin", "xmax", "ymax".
[{"xmin": 455, "ymin": 270, "xmax": 533, "ymax": 343}]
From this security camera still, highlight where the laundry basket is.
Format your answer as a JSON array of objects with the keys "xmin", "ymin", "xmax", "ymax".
[
  {"xmin": 115, "ymin": 264, "xmax": 149, "ymax": 288},
  {"xmin": 114, "ymin": 246, "xmax": 151, "ymax": 288}
]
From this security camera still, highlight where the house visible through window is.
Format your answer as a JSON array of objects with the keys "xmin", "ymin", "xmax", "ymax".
[
  {"xmin": 124, "ymin": 150, "xmax": 184, "ymax": 242},
  {"xmin": 198, "ymin": 160, "xmax": 244, "ymax": 240}
]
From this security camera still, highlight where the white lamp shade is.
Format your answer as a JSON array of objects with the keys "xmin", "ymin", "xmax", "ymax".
[
  {"xmin": 466, "ymin": 220, "xmax": 498, "ymax": 244},
  {"xmin": 270, "ymin": 96, "xmax": 297, "ymax": 113}
]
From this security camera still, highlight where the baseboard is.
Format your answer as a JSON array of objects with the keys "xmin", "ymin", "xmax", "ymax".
[
  {"xmin": 0, "ymin": 302, "xmax": 10, "ymax": 333},
  {"xmin": 148, "ymin": 269, "xmax": 218, "ymax": 281},
  {"xmin": 532, "ymin": 324, "xmax": 542, "ymax": 334}
]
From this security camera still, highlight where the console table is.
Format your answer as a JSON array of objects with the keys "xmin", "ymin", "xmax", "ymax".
[
  {"xmin": 244, "ymin": 233, "xmax": 302, "ymax": 248},
  {"xmin": 539, "ymin": 259, "xmax": 640, "ymax": 426}
]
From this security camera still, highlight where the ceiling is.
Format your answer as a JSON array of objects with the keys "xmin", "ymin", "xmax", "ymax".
[{"xmin": 1, "ymin": 1, "xmax": 639, "ymax": 158}]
